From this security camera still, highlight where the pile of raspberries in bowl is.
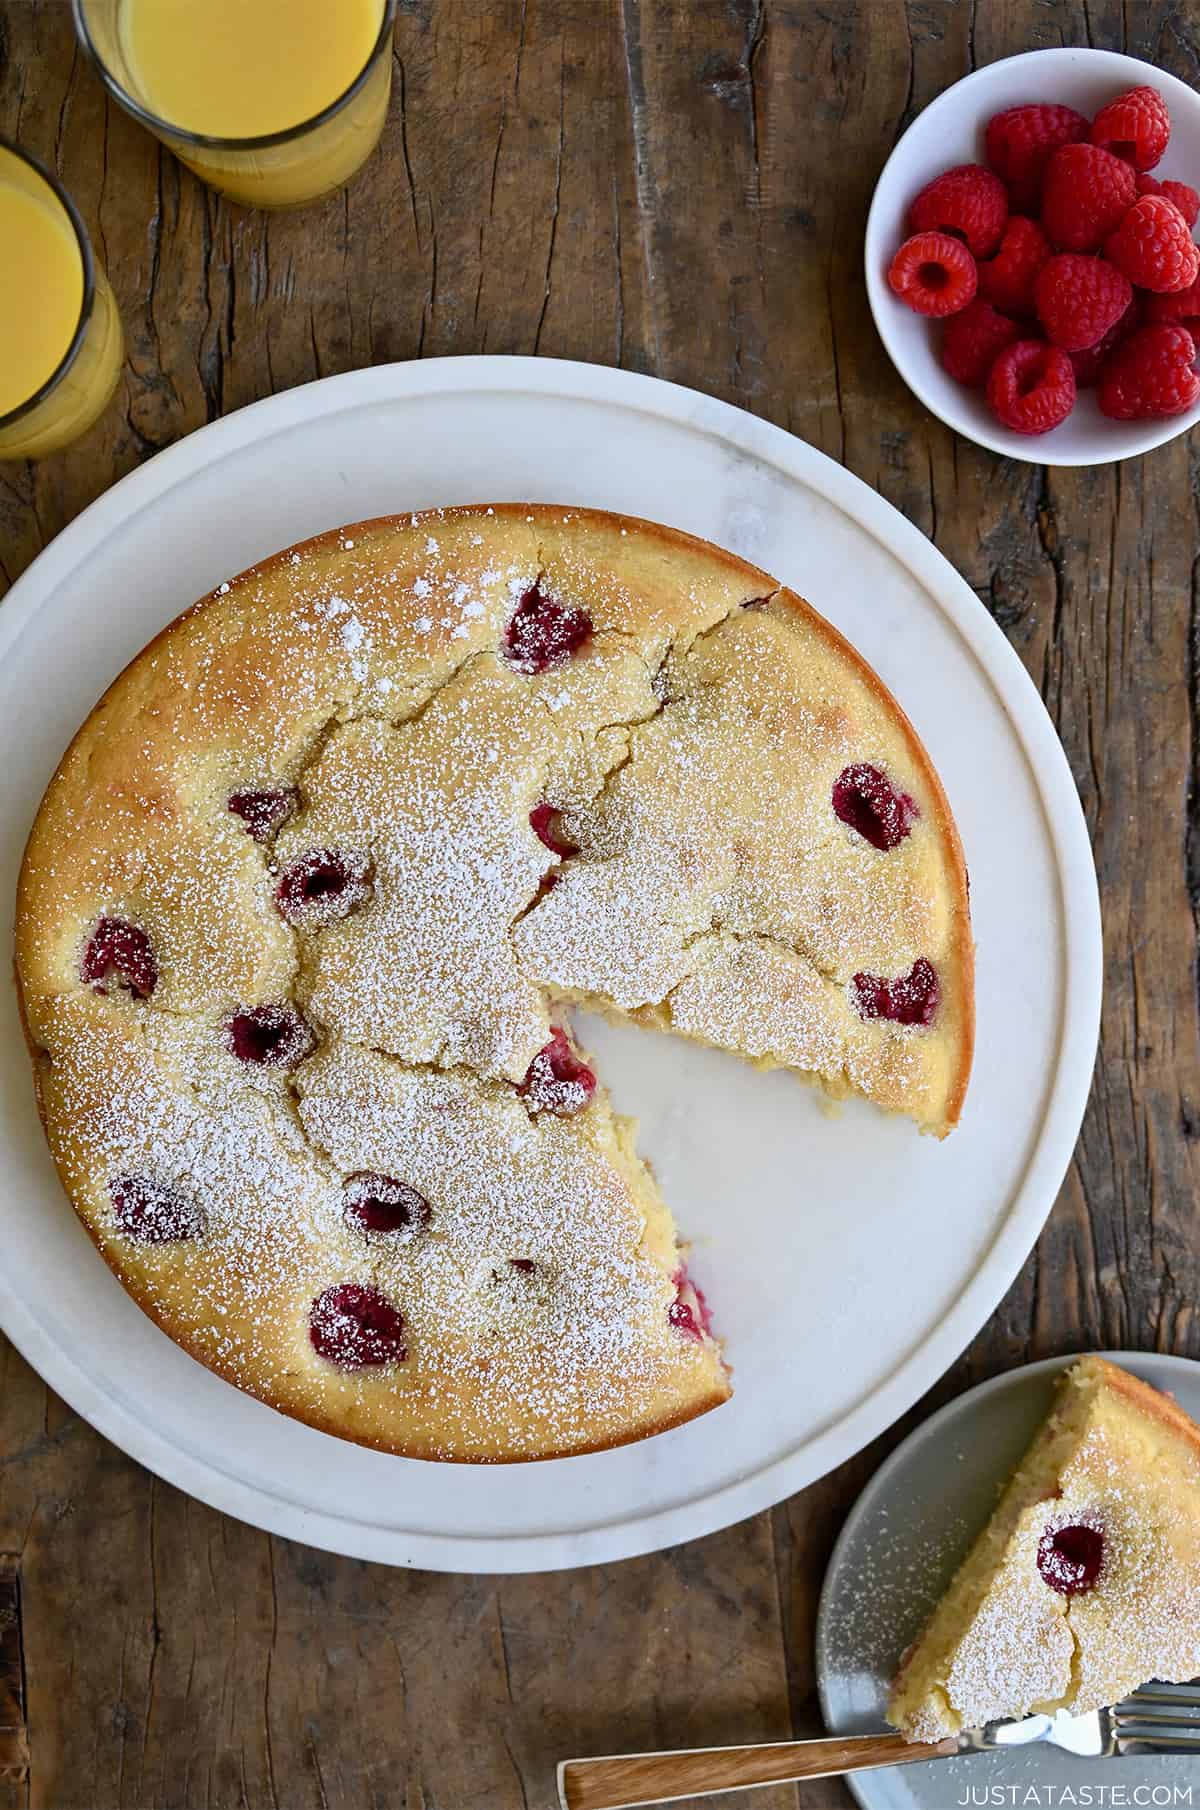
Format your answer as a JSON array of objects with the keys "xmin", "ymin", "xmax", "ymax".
[{"xmin": 887, "ymin": 86, "xmax": 1200, "ymax": 434}]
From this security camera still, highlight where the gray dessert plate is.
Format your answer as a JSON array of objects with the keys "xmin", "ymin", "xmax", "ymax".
[{"xmin": 816, "ymin": 1351, "xmax": 1200, "ymax": 1809}]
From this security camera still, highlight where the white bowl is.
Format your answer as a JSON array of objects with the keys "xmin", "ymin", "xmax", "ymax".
[{"xmin": 866, "ymin": 47, "xmax": 1200, "ymax": 465}]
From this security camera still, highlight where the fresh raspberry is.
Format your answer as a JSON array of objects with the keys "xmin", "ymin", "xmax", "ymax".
[
  {"xmin": 1097, "ymin": 323, "xmax": 1200, "ymax": 419},
  {"xmin": 1066, "ymin": 340, "xmax": 1105, "ymax": 391},
  {"xmin": 1143, "ymin": 274, "xmax": 1200, "ymax": 326},
  {"xmin": 1034, "ymin": 253, "xmax": 1132, "ymax": 351},
  {"xmin": 1041, "ymin": 143, "xmax": 1137, "ymax": 251},
  {"xmin": 1068, "ymin": 299, "xmax": 1137, "ymax": 387},
  {"xmin": 1090, "ymin": 85, "xmax": 1171, "ymax": 172},
  {"xmin": 887, "ymin": 231, "xmax": 977, "ymax": 317},
  {"xmin": 1132, "ymin": 172, "xmax": 1199, "ymax": 225},
  {"xmin": 908, "ymin": 164, "xmax": 1008, "ymax": 258},
  {"xmin": 1131, "ymin": 171, "xmax": 1200, "ymax": 223},
  {"xmin": 984, "ymin": 104, "xmax": 1089, "ymax": 212},
  {"xmin": 977, "ymin": 216, "xmax": 1051, "ymax": 315},
  {"xmin": 1105, "ymin": 194, "xmax": 1200, "ymax": 293},
  {"xmin": 1161, "ymin": 180, "xmax": 1200, "ymax": 229},
  {"xmin": 940, "ymin": 298, "xmax": 1022, "ymax": 387},
  {"xmin": 986, "ymin": 339, "xmax": 1076, "ymax": 434}
]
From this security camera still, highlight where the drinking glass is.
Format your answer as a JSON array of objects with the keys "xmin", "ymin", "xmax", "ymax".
[
  {"xmin": 72, "ymin": 0, "xmax": 397, "ymax": 210},
  {"xmin": 0, "ymin": 139, "xmax": 124, "ymax": 461}
]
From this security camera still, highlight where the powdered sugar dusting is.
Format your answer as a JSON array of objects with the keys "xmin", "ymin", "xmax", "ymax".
[
  {"xmin": 17, "ymin": 506, "xmax": 969, "ymax": 1457},
  {"xmin": 293, "ymin": 1041, "xmax": 699, "ymax": 1448},
  {"xmin": 276, "ymin": 642, "xmax": 662, "ymax": 1080},
  {"xmin": 515, "ymin": 606, "xmax": 954, "ymax": 1128}
]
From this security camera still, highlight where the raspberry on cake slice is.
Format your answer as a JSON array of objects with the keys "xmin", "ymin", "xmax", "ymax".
[
  {"xmin": 81, "ymin": 917, "xmax": 158, "ymax": 998},
  {"xmin": 888, "ymin": 1356, "xmax": 1200, "ymax": 1740}
]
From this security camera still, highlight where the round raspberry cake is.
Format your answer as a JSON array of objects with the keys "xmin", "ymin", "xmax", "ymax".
[{"xmin": 15, "ymin": 506, "xmax": 973, "ymax": 1461}]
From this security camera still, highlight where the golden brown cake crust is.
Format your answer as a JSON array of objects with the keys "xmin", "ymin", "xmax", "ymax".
[
  {"xmin": 769, "ymin": 579, "xmax": 973, "ymax": 1128},
  {"xmin": 1083, "ymin": 1353, "xmax": 1200, "ymax": 1458},
  {"xmin": 16, "ymin": 504, "xmax": 973, "ymax": 1461}
]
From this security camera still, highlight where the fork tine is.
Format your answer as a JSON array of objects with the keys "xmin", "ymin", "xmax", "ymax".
[
  {"xmin": 1113, "ymin": 1679, "xmax": 1200, "ymax": 1752},
  {"xmin": 1114, "ymin": 1710, "xmax": 1200, "ymax": 1728},
  {"xmin": 1122, "ymin": 1672, "xmax": 1200, "ymax": 1701},
  {"xmin": 1129, "ymin": 1679, "xmax": 1200, "ymax": 1708},
  {"xmin": 1121, "ymin": 1682, "xmax": 1200, "ymax": 1703},
  {"xmin": 1117, "ymin": 1733, "xmax": 1200, "ymax": 1755}
]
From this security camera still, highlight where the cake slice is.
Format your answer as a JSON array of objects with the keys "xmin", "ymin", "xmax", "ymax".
[
  {"xmin": 888, "ymin": 1356, "xmax": 1200, "ymax": 1739},
  {"xmin": 26, "ymin": 991, "xmax": 729, "ymax": 1462}
]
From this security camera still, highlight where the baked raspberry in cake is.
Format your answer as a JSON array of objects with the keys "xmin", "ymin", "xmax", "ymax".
[
  {"xmin": 15, "ymin": 506, "xmax": 973, "ymax": 1461},
  {"xmin": 888, "ymin": 1356, "xmax": 1200, "ymax": 1739}
]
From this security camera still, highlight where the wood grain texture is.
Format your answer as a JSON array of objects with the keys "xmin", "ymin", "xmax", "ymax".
[
  {"xmin": 1, "ymin": 2, "xmax": 1197, "ymax": 1806},
  {"xmin": 0, "ymin": 1561, "xmax": 28, "ymax": 1788}
]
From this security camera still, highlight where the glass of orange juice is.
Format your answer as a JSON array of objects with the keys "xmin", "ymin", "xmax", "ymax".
[
  {"xmin": 0, "ymin": 139, "xmax": 124, "ymax": 462},
  {"xmin": 72, "ymin": 0, "xmax": 397, "ymax": 211}
]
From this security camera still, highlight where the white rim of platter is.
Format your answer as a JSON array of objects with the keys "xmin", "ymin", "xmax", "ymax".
[{"xmin": 0, "ymin": 356, "xmax": 1102, "ymax": 1572}]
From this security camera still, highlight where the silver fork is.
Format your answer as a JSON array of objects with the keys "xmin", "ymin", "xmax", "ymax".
[{"xmin": 557, "ymin": 1681, "xmax": 1200, "ymax": 1810}]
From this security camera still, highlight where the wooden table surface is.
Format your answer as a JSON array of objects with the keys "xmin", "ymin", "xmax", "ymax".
[{"xmin": 1, "ymin": 2, "xmax": 1196, "ymax": 1805}]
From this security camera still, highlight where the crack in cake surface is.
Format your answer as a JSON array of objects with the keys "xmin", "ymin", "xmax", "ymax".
[{"xmin": 15, "ymin": 504, "xmax": 972, "ymax": 1460}]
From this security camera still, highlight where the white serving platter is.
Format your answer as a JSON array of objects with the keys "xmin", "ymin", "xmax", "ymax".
[{"xmin": 0, "ymin": 356, "xmax": 1101, "ymax": 1571}]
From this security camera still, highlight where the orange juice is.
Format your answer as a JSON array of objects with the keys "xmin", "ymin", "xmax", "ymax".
[
  {"xmin": 107, "ymin": 0, "xmax": 392, "ymax": 208},
  {"xmin": 0, "ymin": 181, "xmax": 83, "ymax": 419},
  {"xmin": 120, "ymin": 0, "xmax": 384, "ymax": 139},
  {"xmin": 0, "ymin": 143, "xmax": 123, "ymax": 460}
]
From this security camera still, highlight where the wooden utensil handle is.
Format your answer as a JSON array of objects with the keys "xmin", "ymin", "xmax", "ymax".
[{"xmin": 557, "ymin": 1730, "xmax": 958, "ymax": 1810}]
